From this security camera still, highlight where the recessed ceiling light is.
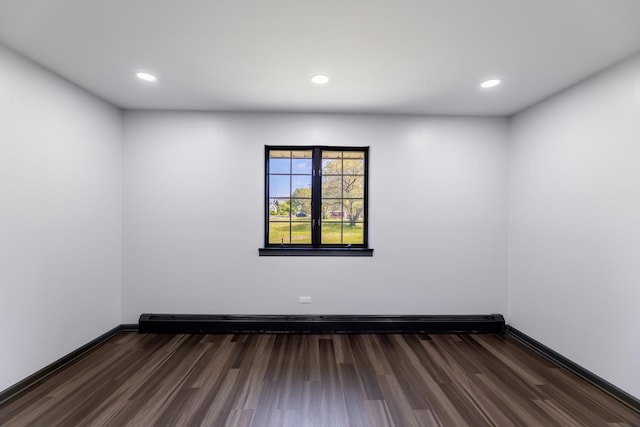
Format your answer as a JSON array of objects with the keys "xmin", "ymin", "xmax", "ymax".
[
  {"xmin": 311, "ymin": 74, "xmax": 330, "ymax": 85},
  {"xmin": 480, "ymin": 79, "xmax": 501, "ymax": 89},
  {"xmin": 136, "ymin": 72, "xmax": 157, "ymax": 82}
]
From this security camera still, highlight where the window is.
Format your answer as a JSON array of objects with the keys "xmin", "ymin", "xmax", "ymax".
[{"xmin": 260, "ymin": 146, "xmax": 372, "ymax": 256}]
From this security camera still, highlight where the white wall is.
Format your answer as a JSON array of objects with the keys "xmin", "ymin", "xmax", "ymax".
[
  {"xmin": 0, "ymin": 45, "xmax": 122, "ymax": 392},
  {"xmin": 122, "ymin": 112, "xmax": 508, "ymax": 323},
  {"xmin": 509, "ymin": 53, "xmax": 640, "ymax": 398}
]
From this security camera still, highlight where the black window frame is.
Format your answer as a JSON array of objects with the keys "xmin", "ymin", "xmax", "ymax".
[{"xmin": 259, "ymin": 145, "xmax": 373, "ymax": 256}]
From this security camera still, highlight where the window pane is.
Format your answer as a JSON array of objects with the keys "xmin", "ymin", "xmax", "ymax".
[
  {"xmin": 291, "ymin": 221, "xmax": 311, "ymax": 244},
  {"xmin": 291, "ymin": 198, "xmax": 311, "ymax": 218},
  {"xmin": 343, "ymin": 151, "xmax": 365, "ymax": 159},
  {"xmin": 292, "ymin": 150, "xmax": 312, "ymax": 159},
  {"xmin": 321, "ymin": 221, "xmax": 342, "ymax": 244},
  {"xmin": 322, "ymin": 151, "xmax": 342, "ymax": 159},
  {"xmin": 342, "ymin": 176, "xmax": 364, "ymax": 198},
  {"xmin": 321, "ymin": 220, "xmax": 363, "ymax": 245},
  {"xmin": 292, "ymin": 158, "xmax": 312, "ymax": 174},
  {"xmin": 292, "ymin": 175, "xmax": 312, "ymax": 196},
  {"xmin": 269, "ymin": 221, "xmax": 290, "ymax": 244},
  {"xmin": 343, "ymin": 159, "xmax": 364, "ymax": 175},
  {"xmin": 322, "ymin": 157, "xmax": 342, "ymax": 175},
  {"xmin": 292, "ymin": 150, "xmax": 312, "ymax": 175},
  {"xmin": 270, "ymin": 150, "xmax": 291, "ymax": 158},
  {"xmin": 269, "ymin": 175, "xmax": 290, "ymax": 198},
  {"xmin": 342, "ymin": 222, "xmax": 364, "ymax": 244},
  {"xmin": 321, "ymin": 201, "xmax": 343, "ymax": 220},
  {"xmin": 269, "ymin": 158, "xmax": 290, "ymax": 174},
  {"xmin": 343, "ymin": 199, "xmax": 364, "ymax": 223},
  {"xmin": 269, "ymin": 198, "xmax": 291, "ymax": 219},
  {"xmin": 322, "ymin": 175, "xmax": 341, "ymax": 198}
]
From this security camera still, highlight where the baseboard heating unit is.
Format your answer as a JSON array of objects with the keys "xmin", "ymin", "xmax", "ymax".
[{"xmin": 138, "ymin": 313, "xmax": 505, "ymax": 334}]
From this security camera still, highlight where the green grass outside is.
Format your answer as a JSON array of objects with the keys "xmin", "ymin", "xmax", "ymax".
[
  {"xmin": 269, "ymin": 220, "xmax": 363, "ymax": 245},
  {"xmin": 269, "ymin": 221, "xmax": 311, "ymax": 244},
  {"xmin": 322, "ymin": 221, "xmax": 363, "ymax": 244}
]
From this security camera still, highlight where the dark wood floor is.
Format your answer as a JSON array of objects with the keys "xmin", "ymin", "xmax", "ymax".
[{"xmin": 1, "ymin": 333, "xmax": 638, "ymax": 426}]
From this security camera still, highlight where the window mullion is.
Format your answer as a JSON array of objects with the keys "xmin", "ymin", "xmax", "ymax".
[
  {"xmin": 311, "ymin": 148, "xmax": 322, "ymax": 247},
  {"xmin": 289, "ymin": 159, "xmax": 293, "ymax": 245}
]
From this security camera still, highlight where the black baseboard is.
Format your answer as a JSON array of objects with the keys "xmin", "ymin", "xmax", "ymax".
[
  {"xmin": 120, "ymin": 323, "xmax": 139, "ymax": 331},
  {"xmin": 138, "ymin": 313, "xmax": 505, "ymax": 334},
  {"xmin": 506, "ymin": 325, "xmax": 640, "ymax": 414},
  {"xmin": 0, "ymin": 324, "xmax": 138, "ymax": 406}
]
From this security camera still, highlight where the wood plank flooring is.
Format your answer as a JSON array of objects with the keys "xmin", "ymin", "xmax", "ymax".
[{"xmin": 0, "ymin": 332, "xmax": 638, "ymax": 426}]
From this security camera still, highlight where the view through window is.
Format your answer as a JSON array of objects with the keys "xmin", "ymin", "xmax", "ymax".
[{"xmin": 266, "ymin": 146, "xmax": 368, "ymax": 248}]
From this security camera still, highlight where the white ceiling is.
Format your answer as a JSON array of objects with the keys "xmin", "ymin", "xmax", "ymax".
[{"xmin": 1, "ymin": 0, "xmax": 640, "ymax": 115}]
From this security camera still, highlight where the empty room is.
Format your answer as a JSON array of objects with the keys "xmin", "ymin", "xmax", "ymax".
[{"xmin": 1, "ymin": 0, "xmax": 639, "ymax": 425}]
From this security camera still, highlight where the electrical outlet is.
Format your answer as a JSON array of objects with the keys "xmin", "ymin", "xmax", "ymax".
[{"xmin": 299, "ymin": 296, "xmax": 312, "ymax": 304}]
